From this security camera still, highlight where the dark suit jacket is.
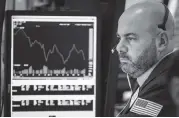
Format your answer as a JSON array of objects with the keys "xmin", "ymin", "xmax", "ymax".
[{"xmin": 118, "ymin": 50, "xmax": 179, "ymax": 117}]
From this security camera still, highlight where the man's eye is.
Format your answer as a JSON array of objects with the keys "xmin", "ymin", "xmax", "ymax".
[{"xmin": 126, "ymin": 37, "xmax": 135, "ymax": 40}]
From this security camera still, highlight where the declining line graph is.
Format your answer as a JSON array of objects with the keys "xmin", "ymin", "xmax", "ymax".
[{"xmin": 14, "ymin": 28, "xmax": 86, "ymax": 64}]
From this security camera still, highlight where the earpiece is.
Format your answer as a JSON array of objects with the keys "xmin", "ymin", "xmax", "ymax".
[{"xmin": 111, "ymin": 44, "xmax": 117, "ymax": 54}]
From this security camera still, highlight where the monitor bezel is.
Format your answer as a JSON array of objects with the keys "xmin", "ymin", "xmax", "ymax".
[{"xmin": 5, "ymin": 10, "xmax": 101, "ymax": 117}]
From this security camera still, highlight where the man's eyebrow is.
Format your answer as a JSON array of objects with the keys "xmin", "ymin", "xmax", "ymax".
[
  {"xmin": 116, "ymin": 33, "xmax": 137, "ymax": 38},
  {"xmin": 124, "ymin": 33, "xmax": 137, "ymax": 37}
]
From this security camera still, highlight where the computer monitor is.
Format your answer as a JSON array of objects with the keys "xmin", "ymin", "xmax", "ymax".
[{"xmin": 5, "ymin": 11, "xmax": 101, "ymax": 117}]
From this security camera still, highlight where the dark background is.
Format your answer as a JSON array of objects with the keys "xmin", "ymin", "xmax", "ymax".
[{"xmin": 0, "ymin": 0, "xmax": 6, "ymax": 117}]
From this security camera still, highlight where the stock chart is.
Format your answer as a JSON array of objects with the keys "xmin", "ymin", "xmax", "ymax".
[{"xmin": 13, "ymin": 21, "xmax": 93, "ymax": 77}]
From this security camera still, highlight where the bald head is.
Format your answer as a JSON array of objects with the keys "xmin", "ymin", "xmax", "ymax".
[
  {"xmin": 116, "ymin": 1, "xmax": 175, "ymax": 78},
  {"xmin": 118, "ymin": 1, "xmax": 174, "ymax": 40}
]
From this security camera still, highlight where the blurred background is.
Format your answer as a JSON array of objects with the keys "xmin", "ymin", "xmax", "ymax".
[{"xmin": 1, "ymin": 0, "xmax": 179, "ymax": 117}]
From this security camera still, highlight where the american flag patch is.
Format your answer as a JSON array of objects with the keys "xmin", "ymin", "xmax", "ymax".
[{"xmin": 130, "ymin": 98, "xmax": 163, "ymax": 117}]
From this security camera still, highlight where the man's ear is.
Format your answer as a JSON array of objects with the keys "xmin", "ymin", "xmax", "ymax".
[{"xmin": 156, "ymin": 31, "xmax": 169, "ymax": 52}]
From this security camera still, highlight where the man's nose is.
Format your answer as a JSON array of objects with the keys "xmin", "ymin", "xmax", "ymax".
[{"xmin": 116, "ymin": 38, "xmax": 128, "ymax": 54}]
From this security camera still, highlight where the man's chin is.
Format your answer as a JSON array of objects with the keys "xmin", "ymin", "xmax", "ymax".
[
  {"xmin": 120, "ymin": 64, "xmax": 145, "ymax": 78},
  {"xmin": 120, "ymin": 64, "xmax": 131, "ymax": 73},
  {"xmin": 120, "ymin": 64, "xmax": 136, "ymax": 77}
]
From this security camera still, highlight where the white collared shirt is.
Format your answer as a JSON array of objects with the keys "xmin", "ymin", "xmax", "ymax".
[
  {"xmin": 129, "ymin": 48, "xmax": 178, "ymax": 107},
  {"xmin": 129, "ymin": 64, "xmax": 155, "ymax": 107}
]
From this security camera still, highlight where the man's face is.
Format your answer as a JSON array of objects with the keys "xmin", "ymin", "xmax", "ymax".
[{"xmin": 116, "ymin": 16, "xmax": 158, "ymax": 78}]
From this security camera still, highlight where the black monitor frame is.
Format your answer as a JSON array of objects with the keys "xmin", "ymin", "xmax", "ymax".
[{"xmin": 5, "ymin": 10, "xmax": 102, "ymax": 117}]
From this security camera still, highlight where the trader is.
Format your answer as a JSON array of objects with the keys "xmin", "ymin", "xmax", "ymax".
[{"xmin": 115, "ymin": 0, "xmax": 178, "ymax": 117}]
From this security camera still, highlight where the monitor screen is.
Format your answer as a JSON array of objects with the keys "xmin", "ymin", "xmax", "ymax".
[{"xmin": 8, "ymin": 13, "xmax": 98, "ymax": 117}]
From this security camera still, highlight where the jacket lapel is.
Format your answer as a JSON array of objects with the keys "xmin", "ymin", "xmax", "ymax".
[{"xmin": 120, "ymin": 98, "xmax": 131, "ymax": 115}]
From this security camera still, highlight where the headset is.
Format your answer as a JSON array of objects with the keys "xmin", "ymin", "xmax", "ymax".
[
  {"xmin": 158, "ymin": 3, "xmax": 169, "ymax": 31},
  {"xmin": 111, "ymin": 3, "xmax": 170, "ymax": 54}
]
